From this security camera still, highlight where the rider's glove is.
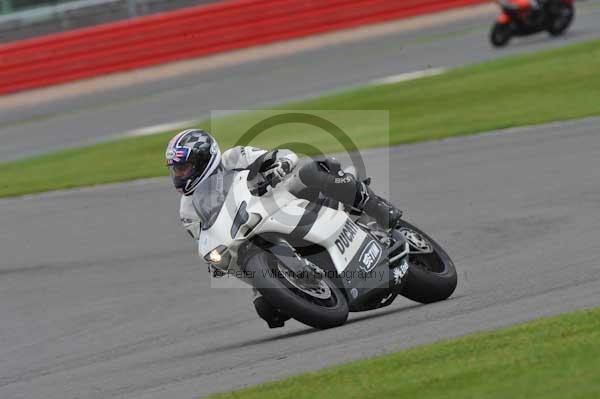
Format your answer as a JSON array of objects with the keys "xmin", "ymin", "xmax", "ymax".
[{"xmin": 264, "ymin": 159, "xmax": 292, "ymax": 181}]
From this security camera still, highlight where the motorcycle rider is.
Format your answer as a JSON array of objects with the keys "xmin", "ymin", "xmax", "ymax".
[
  {"xmin": 505, "ymin": 0, "xmax": 540, "ymax": 9},
  {"xmin": 508, "ymin": 0, "xmax": 543, "ymax": 21},
  {"xmin": 166, "ymin": 129, "xmax": 402, "ymax": 328},
  {"xmin": 527, "ymin": 0, "xmax": 543, "ymax": 23}
]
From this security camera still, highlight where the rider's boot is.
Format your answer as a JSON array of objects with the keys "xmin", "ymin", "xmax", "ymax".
[
  {"xmin": 294, "ymin": 158, "xmax": 402, "ymax": 229},
  {"xmin": 354, "ymin": 180, "xmax": 402, "ymax": 230},
  {"xmin": 253, "ymin": 291, "xmax": 291, "ymax": 329},
  {"xmin": 528, "ymin": 0, "xmax": 543, "ymax": 25}
]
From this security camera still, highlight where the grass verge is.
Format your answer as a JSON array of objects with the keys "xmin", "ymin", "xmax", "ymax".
[
  {"xmin": 2, "ymin": 38, "xmax": 600, "ymax": 197},
  {"xmin": 206, "ymin": 307, "xmax": 600, "ymax": 399}
]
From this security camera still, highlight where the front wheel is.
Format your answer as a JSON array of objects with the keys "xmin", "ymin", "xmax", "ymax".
[
  {"xmin": 490, "ymin": 23, "xmax": 512, "ymax": 47},
  {"xmin": 245, "ymin": 251, "xmax": 349, "ymax": 329},
  {"xmin": 395, "ymin": 220, "xmax": 457, "ymax": 303}
]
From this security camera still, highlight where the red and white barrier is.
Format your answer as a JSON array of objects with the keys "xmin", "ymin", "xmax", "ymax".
[{"xmin": 0, "ymin": 0, "xmax": 488, "ymax": 95}]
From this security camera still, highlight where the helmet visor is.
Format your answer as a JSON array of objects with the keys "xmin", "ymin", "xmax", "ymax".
[{"xmin": 169, "ymin": 162, "xmax": 195, "ymax": 192}]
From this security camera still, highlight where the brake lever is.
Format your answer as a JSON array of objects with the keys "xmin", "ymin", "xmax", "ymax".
[{"xmin": 250, "ymin": 173, "xmax": 284, "ymax": 196}]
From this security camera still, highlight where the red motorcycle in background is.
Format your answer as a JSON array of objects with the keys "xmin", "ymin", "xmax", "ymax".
[{"xmin": 490, "ymin": 0, "xmax": 575, "ymax": 47}]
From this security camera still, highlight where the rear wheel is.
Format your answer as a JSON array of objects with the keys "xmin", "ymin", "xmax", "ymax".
[
  {"xmin": 490, "ymin": 23, "xmax": 512, "ymax": 47},
  {"xmin": 547, "ymin": 4, "xmax": 574, "ymax": 36},
  {"xmin": 395, "ymin": 220, "xmax": 457, "ymax": 303},
  {"xmin": 245, "ymin": 251, "xmax": 349, "ymax": 329}
]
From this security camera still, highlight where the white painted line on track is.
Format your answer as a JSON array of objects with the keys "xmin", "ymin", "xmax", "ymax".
[
  {"xmin": 124, "ymin": 119, "xmax": 202, "ymax": 137},
  {"xmin": 367, "ymin": 67, "xmax": 447, "ymax": 86}
]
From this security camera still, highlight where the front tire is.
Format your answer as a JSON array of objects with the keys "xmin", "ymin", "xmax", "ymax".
[
  {"xmin": 245, "ymin": 251, "xmax": 349, "ymax": 329},
  {"xmin": 395, "ymin": 220, "xmax": 457, "ymax": 303},
  {"xmin": 490, "ymin": 23, "xmax": 512, "ymax": 47}
]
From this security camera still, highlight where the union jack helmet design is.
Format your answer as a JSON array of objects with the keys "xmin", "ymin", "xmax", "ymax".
[{"xmin": 165, "ymin": 129, "xmax": 221, "ymax": 195}]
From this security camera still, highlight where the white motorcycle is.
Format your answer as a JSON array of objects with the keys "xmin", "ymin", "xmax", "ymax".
[{"xmin": 196, "ymin": 167, "xmax": 457, "ymax": 329}]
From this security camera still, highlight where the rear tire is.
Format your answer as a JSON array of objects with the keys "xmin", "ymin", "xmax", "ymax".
[
  {"xmin": 245, "ymin": 251, "xmax": 349, "ymax": 329},
  {"xmin": 395, "ymin": 220, "xmax": 457, "ymax": 303},
  {"xmin": 490, "ymin": 23, "xmax": 512, "ymax": 47},
  {"xmin": 547, "ymin": 4, "xmax": 574, "ymax": 36}
]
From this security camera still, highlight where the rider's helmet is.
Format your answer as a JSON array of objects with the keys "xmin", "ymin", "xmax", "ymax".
[{"xmin": 165, "ymin": 129, "xmax": 221, "ymax": 195}]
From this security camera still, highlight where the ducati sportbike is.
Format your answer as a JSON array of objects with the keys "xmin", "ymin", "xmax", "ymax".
[
  {"xmin": 196, "ymin": 166, "xmax": 457, "ymax": 329},
  {"xmin": 490, "ymin": 0, "xmax": 574, "ymax": 47}
]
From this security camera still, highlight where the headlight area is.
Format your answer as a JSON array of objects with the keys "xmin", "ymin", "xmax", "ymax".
[{"xmin": 204, "ymin": 245, "xmax": 232, "ymax": 270}]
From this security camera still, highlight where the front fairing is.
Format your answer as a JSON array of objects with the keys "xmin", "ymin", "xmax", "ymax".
[
  {"xmin": 197, "ymin": 171, "xmax": 252, "ymax": 262},
  {"xmin": 197, "ymin": 171, "xmax": 314, "ymax": 267}
]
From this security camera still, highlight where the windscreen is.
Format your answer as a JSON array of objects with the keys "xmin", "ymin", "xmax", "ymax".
[{"xmin": 192, "ymin": 169, "xmax": 235, "ymax": 230}]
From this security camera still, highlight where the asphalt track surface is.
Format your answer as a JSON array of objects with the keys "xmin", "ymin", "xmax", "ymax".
[
  {"xmin": 1, "ymin": 1, "xmax": 600, "ymax": 161},
  {"xmin": 2, "ymin": 3, "xmax": 600, "ymax": 399},
  {"xmin": 2, "ymin": 117, "xmax": 600, "ymax": 399}
]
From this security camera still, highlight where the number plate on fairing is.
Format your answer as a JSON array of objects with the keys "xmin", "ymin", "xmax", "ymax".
[{"xmin": 339, "ymin": 237, "xmax": 393, "ymax": 308}]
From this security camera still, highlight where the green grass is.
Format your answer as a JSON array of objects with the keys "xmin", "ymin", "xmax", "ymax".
[
  {"xmin": 2, "ymin": 38, "xmax": 600, "ymax": 197},
  {"xmin": 206, "ymin": 307, "xmax": 600, "ymax": 399}
]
